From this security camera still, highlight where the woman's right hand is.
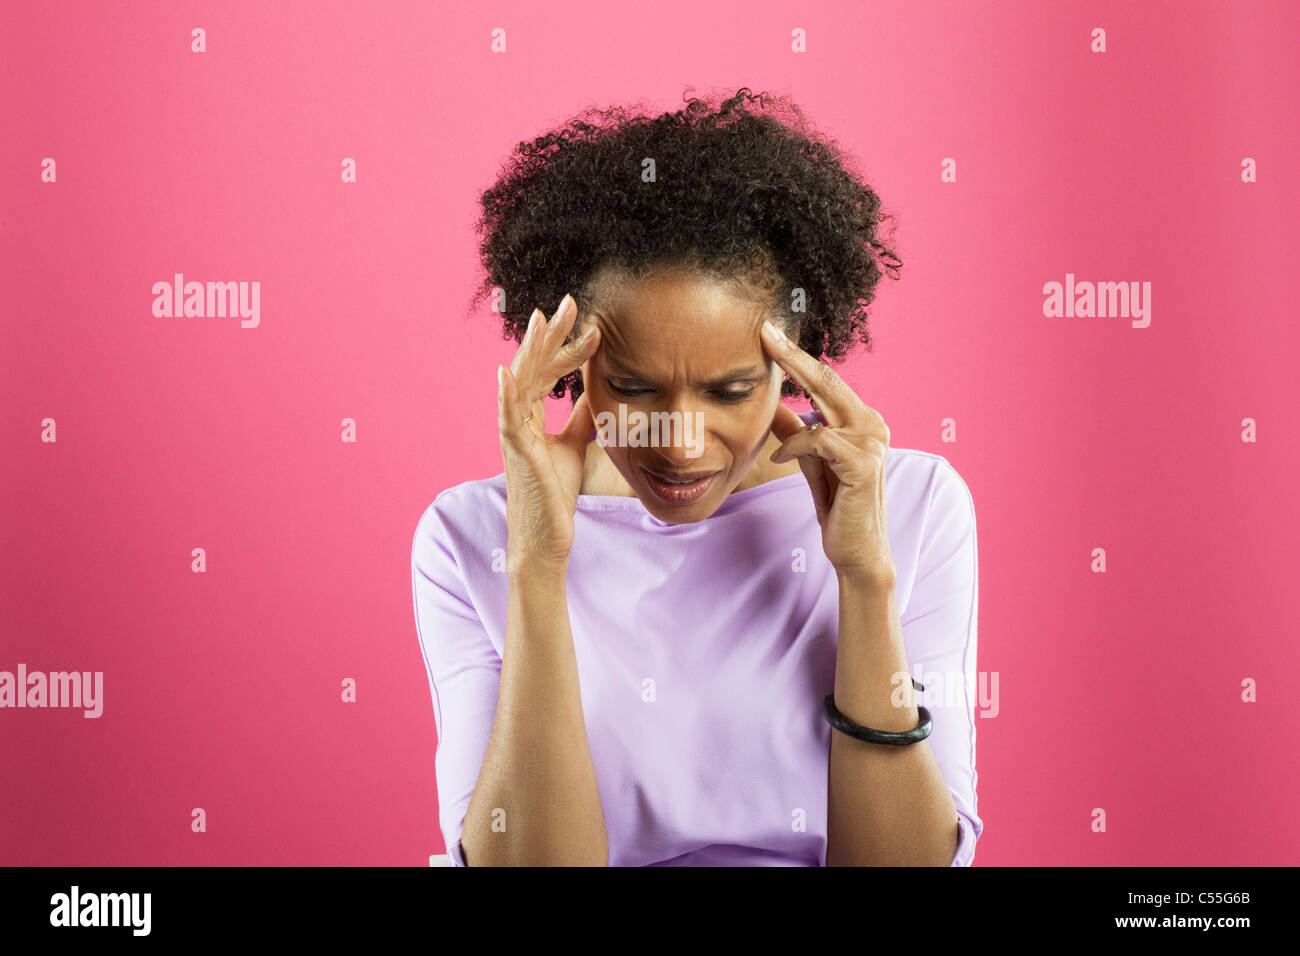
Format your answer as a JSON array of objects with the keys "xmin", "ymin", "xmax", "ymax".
[{"xmin": 497, "ymin": 293, "xmax": 602, "ymax": 566}]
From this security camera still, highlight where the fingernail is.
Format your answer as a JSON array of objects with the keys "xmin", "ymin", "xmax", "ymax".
[
  {"xmin": 557, "ymin": 293, "xmax": 573, "ymax": 318},
  {"xmin": 497, "ymin": 365, "xmax": 504, "ymax": 390},
  {"xmin": 763, "ymin": 319, "xmax": 787, "ymax": 342}
]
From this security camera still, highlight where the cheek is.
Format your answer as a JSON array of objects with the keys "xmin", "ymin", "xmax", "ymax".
[
  {"xmin": 717, "ymin": 407, "xmax": 773, "ymax": 460},
  {"xmin": 590, "ymin": 400, "xmax": 630, "ymax": 464},
  {"xmin": 585, "ymin": 382, "xmax": 617, "ymax": 433},
  {"xmin": 603, "ymin": 443, "xmax": 630, "ymax": 467}
]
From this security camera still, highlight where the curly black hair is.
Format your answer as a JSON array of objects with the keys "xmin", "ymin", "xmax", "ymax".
[{"xmin": 470, "ymin": 87, "xmax": 903, "ymax": 402}]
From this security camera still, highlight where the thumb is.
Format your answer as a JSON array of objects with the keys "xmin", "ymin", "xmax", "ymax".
[
  {"xmin": 769, "ymin": 401, "xmax": 807, "ymax": 444},
  {"xmin": 556, "ymin": 389, "xmax": 597, "ymax": 457}
]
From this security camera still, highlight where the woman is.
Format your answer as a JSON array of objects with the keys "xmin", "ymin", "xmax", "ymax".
[{"xmin": 412, "ymin": 89, "xmax": 982, "ymax": 866}]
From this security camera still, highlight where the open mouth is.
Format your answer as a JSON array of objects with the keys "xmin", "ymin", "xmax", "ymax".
[{"xmin": 640, "ymin": 465, "xmax": 720, "ymax": 505}]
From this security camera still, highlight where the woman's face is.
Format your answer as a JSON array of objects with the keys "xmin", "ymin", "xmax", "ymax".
[{"xmin": 578, "ymin": 265, "xmax": 790, "ymax": 524}]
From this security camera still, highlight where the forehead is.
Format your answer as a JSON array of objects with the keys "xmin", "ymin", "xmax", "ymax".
[{"xmin": 589, "ymin": 267, "xmax": 772, "ymax": 373}]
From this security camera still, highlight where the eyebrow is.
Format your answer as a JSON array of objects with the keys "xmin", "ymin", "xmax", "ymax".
[{"xmin": 604, "ymin": 354, "xmax": 767, "ymax": 387}]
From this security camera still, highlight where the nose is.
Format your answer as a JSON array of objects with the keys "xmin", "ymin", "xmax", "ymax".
[
  {"xmin": 641, "ymin": 396, "xmax": 710, "ymax": 468},
  {"xmin": 647, "ymin": 441, "xmax": 695, "ymax": 469}
]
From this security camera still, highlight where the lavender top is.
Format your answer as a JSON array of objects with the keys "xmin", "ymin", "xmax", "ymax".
[{"xmin": 411, "ymin": 411, "xmax": 983, "ymax": 866}]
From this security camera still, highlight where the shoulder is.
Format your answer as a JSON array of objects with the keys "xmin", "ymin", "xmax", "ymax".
[
  {"xmin": 887, "ymin": 447, "xmax": 974, "ymax": 522},
  {"xmin": 412, "ymin": 473, "xmax": 508, "ymax": 556},
  {"xmin": 918, "ymin": 451, "xmax": 975, "ymax": 539},
  {"xmin": 881, "ymin": 448, "xmax": 976, "ymax": 580},
  {"xmin": 894, "ymin": 447, "xmax": 977, "ymax": 509},
  {"xmin": 887, "ymin": 450, "xmax": 978, "ymax": 629}
]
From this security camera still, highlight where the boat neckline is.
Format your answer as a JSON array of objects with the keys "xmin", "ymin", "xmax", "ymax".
[{"xmin": 574, "ymin": 470, "xmax": 808, "ymax": 520}]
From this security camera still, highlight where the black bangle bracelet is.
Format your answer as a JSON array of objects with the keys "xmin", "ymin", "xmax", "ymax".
[{"xmin": 823, "ymin": 678, "xmax": 932, "ymax": 746}]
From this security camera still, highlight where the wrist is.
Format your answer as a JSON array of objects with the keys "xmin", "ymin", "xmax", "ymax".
[
  {"xmin": 506, "ymin": 548, "xmax": 571, "ymax": 580},
  {"xmin": 835, "ymin": 563, "xmax": 897, "ymax": 592}
]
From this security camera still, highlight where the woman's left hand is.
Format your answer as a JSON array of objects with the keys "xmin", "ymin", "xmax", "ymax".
[{"xmin": 760, "ymin": 319, "xmax": 896, "ymax": 584}]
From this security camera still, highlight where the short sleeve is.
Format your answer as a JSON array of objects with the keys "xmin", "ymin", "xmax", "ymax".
[
  {"xmin": 411, "ymin": 498, "xmax": 503, "ymax": 867},
  {"xmin": 899, "ymin": 458, "xmax": 983, "ymax": 866}
]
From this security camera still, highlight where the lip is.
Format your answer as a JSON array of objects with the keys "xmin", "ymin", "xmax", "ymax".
[
  {"xmin": 639, "ymin": 465, "xmax": 721, "ymax": 505},
  {"xmin": 641, "ymin": 465, "xmax": 720, "ymax": 483}
]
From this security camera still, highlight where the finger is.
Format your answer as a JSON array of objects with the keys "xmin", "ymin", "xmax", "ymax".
[
  {"xmin": 795, "ymin": 449, "xmax": 832, "ymax": 518},
  {"xmin": 528, "ymin": 331, "xmax": 602, "ymax": 441},
  {"xmin": 771, "ymin": 425, "xmax": 847, "ymax": 464},
  {"xmin": 497, "ymin": 363, "xmax": 532, "ymax": 449},
  {"xmin": 543, "ymin": 304, "xmax": 600, "ymax": 383},
  {"xmin": 528, "ymin": 394, "xmax": 546, "ymax": 436},
  {"xmin": 537, "ymin": 319, "xmax": 600, "ymax": 399},
  {"xmin": 770, "ymin": 426, "xmax": 869, "ymax": 484},
  {"xmin": 511, "ymin": 299, "xmax": 599, "ymax": 431},
  {"xmin": 510, "ymin": 308, "xmax": 545, "ymax": 381},
  {"xmin": 769, "ymin": 401, "xmax": 809, "ymax": 444},
  {"xmin": 519, "ymin": 293, "xmax": 577, "ymax": 402},
  {"xmin": 561, "ymin": 319, "xmax": 601, "ymax": 372},
  {"xmin": 556, "ymin": 389, "xmax": 597, "ymax": 455},
  {"xmin": 540, "ymin": 293, "xmax": 580, "ymax": 360},
  {"xmin": 759, "ymin": 319, "xmax": 862, "ymax": 429},
  {"xmin": 769, "ymin": 404, "xmax": 831, "ymax": 512},
  {"xmin": 509, "ymin": 308, "xmax": 549, "ymax": 422}
]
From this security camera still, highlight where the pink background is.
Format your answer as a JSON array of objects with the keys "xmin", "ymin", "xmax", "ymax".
[{"xmin": 3, "ymin": 0, "xmax": 1297, "ymax": 865}]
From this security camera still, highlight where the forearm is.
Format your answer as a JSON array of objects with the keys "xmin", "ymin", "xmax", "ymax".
[
  {"xmin": 826, "ymin": 570, "xmax": 960, "ymax": 866},
  {"xmin": 460, "ymin": 555, "xmax": 609, "ymax": 866}
]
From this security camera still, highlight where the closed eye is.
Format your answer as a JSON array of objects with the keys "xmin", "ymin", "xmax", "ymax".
[
  {"xmin": 607, "ymin": 382, "xmax": 755, "ymax": 402},
  {"xmin": 607, "ymin": 384, "xmax": 651, "ymax": 398}
]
